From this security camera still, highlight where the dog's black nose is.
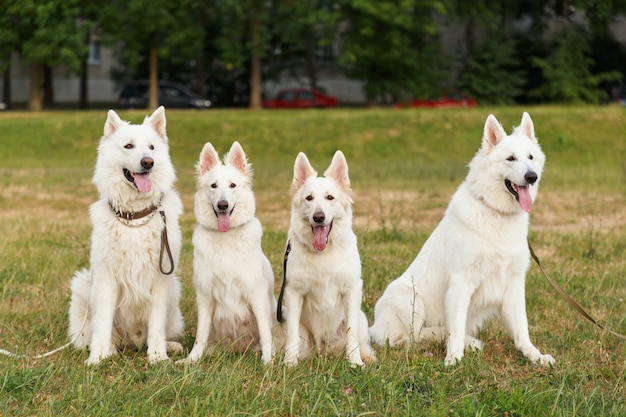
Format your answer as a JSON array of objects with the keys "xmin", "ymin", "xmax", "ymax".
[
  {"xmin": 313, "ymin": 211, "xmax": 325, "ymax": 224},
  {"xmin": 525, "ymin": 171, "xmax": 538, "ymax": 184},
  {"xmin": 141, "ymin": 157, "xmax": 154, "ymax": 170},
  {"xmin": 217, "ymin": 200, "xmax": 229, "ymax": 211}
]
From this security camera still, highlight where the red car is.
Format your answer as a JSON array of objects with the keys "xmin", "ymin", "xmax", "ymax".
[
  {"xmin": 263, "ymin": 88, "xmax": 338, "ymax": 109},
  {"xmin": 394, "ymin": 92, "xmax": 477, "ymax": 109}
]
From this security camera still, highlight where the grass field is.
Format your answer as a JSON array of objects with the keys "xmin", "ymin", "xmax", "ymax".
[{"xmin": 1, "ymin": 106, "xmax": 625, "ymax": 415}]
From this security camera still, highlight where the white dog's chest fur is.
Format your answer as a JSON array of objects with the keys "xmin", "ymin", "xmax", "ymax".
[{"xmin": 193, "ymin": 219, "xmax": 264, "ymax": 291}]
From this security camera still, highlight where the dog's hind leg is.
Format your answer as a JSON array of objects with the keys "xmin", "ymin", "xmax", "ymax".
[
  {"xmin": 68, "ymin": 269, "xmax": 93, "ymax": 349},
  {"xmin": 369, "ymin": 285, "xmax": 426, "ymax": 347}
]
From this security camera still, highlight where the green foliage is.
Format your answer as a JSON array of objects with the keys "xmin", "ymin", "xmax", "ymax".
[
  {"xmin": 457, "ymin": 31, "xmax": 526, "ymax": 105},
  {"xmin": 339, "ymin": 0, "xmax": 449, "ymax": 102},
  {"xmin": 530, "ymin": 28, "xmax": 623, "ymax": 104},
  {"xmin": 100, "ymin": 0, "xmax": 204, "ymax": 73},
  {"xmin": 3, "ymin": 0, "xmax": 89, "ymax": 72}
]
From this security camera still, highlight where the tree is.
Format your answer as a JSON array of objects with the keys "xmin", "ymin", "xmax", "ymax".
[
  {"xmin": 338, "ymin": 0, "xmax": 449, "ymax": 105},
  {"xmin": 5, "ymin": 0, "xmax": 88, "ymax": 110},
  {"xmin": 457, "ymin": 31, "xmax": 525, "ymax": 105},
  {"xmin": 269, "ymin": 1, "xmax": 342, "ymax": 90},
  {"xmin": 100, "ymin": 0, "xmax": 205, "ymax": 110},
  {"xmin": 217, "ymin": 0, "xmax": 272, "ymax": 109},
  {"xmin": 530, "ymin": 28, "xmax": 622, "ymax": 103}
]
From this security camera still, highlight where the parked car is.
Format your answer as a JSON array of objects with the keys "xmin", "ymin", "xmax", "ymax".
[
  {"xmin": 262, "ymin": 88, "xmax": 338, "ymax": 109},
  {"xmin": 117, "ymin": 81, "xmax": 211, "ymax": 109},
  {"xmin": 394, "ymin": 91, "xmax": 477, "ymax": 109}
]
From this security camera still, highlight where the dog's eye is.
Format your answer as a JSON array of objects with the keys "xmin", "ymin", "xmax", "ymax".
[
  {"xmin": 210, "ymin": 183, "xmax": 218, "ymax": 189},
  {"xmin": 124, "ymin": 143, "xmax": 134, "ymax": 149},
  {"xmin": 149, "ymin": 144, "xmax": 155, "ymax": 150},
  {"xmin": 305, "ymin": 195, "xmax": 314, "ymax": 201},
  {"xmin": 506, "ymin": 155, "xmax": 516, "ymax": 162},
  {"xmin": 528, "ymin": 154, "xmax": 534, "ymax": 160},
  {"xmin": 326, "ymin": 195, "xmax": 334, "ymax": 201},
  {"xmin": 230, "ymin": 183, "xmax": 236, "ymax": 188}
]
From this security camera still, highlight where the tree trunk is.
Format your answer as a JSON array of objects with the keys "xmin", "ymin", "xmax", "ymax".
[
  {"xmin": 29, "ymin": 60, "xmax": 43, "ymax": 111},
  {"xmin": 43, "ymin": 65, "xmax": 54, "ymax": 108},
  {"xmin": 2, "ymin": 60, "xmax": 11, "ymax": 109},
  {"xmin": 149, "ymin": 35, "xmax": 159, "ymax": 110},
  {"xmin": 79, "ymin": 57, "xmax": 89, "ymax": 110},
  {"xmin": 305, "ymin": 33, "xmax": 317, "ymax": 90},
  {"xmin": 79, "ymin": 33, "xmax": 89, "ymax": 110},
  {"xmin": 248, "ymin": 14, "xmax": 262, "ymax": 109}
]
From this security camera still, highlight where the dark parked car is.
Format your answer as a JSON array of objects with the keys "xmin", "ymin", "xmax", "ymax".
[
  {"xmin": 117, "ymin": 81, "xmax": 211, "ymax": 109},
  {"xmin": 262, "ymin": 88, "xmax": 338, "ymax": 109}
]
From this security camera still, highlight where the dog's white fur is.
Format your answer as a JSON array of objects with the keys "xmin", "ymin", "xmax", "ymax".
[
  {"xmin": 179, "ymin": 141, "xmax": 276, "ymax": 365},
  {"xmin": 68, "ymin": 106, "xmax": 184, "ymax": 365},
  {"xmin": 369, "ymin": 113, "xmax": 555, "ymax": 366},
  {"xmin": 281, "ymin": 151, "xmax": 376, "ymax": 366}
]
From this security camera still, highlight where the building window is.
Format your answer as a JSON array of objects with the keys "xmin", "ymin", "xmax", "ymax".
[{"xmin": 88, "ymin": 41, "xmax": 101, "ymax": 65}]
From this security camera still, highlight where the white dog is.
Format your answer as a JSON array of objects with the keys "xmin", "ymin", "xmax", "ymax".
[
  {"xmin": 369, "ymin": 113, "xmax": 555, "ymax": 366},
  {"xmin": 279, "ymin": 151, "xmax": 376, "ymax": 366},
  {"xmin": 179, "ymin": 141, "xmax": 276, "ymax": 365},
  {"xmin": 68, "ymin": 106, "xmax": 184, "ymax": 365}
]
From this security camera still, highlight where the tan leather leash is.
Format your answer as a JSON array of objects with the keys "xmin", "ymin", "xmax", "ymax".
[{"xmin": 528, "ymin": 240, "xmax": 626, "ymax": 340}]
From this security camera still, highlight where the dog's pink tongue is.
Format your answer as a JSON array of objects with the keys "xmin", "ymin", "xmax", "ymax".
[
  {"xmin": 312, "ymin": 225, "xmax": 331, "ymax": 251},
  {"xmin": 134, "ymin": 173, "xmax": 152, "ymax": 193},
  {"xmin": 517, "ymin": 186, "xmax": 533, "ymax": 213},
  {"xmin": 217, "ymin": 212, "xmax": 230, "ymax": 232}
]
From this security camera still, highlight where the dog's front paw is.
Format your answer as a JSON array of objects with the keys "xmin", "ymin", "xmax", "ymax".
[
  {"xmin": 533, "ymin": 353, "xmax": 555, "ymax": 366},
  {"xmin": 444, "ymin": 353, "xmax": 463, "ymax": 367},
  {"xmin": 349, "ymin": 359, "xmax": 365, "ymax": 368},
  {"xmin": 175, "ymin": 357, "xmax": 196, "ymax": 366},
  {"xmin": 85, "ymin": 345, "xmax": 116, "ymax": 365},
  {"xmin": 147, "ymin": 350, "xmax": 170, "ymax": 364},
  {"xmin": 284, "ymin": 355, "xmax": 299, "ymax": 367},
  {"xmin": 261, "ymin": 351, "xmax": 274, "ymax": 365}
]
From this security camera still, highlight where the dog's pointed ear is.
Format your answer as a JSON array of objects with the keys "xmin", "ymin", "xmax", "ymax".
[
  {"xmin": 516, "ymin": 112, "xmax": 537, "ymax": 142},
  {"xmin": 324, "ymin": 150, "xmax": 351, "ymax": 190},
  {"xmin": 292, "ymin": 152, "xmax": 317, "ymax": 192},
  {"xmin": 482, "ymin": 114, "xmax": 506, "ymax": 151},
  {"xmin": 197, "ymin": 142, "xmax": 220, "ymax": 175},
  {"xmin": 146, "ymin": 106, "xmax": 167, "ymax": 141},
  {"xmin": 103, "ymin": 109, "xmax": 125, "ymax": 138},
  {"xmin": 224, "ymin": 141, "xmax": 252, "ymax": 175}
]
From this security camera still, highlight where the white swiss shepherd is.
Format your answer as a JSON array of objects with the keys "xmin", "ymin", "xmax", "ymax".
[
  {"xmin": 179, "ymin": 141, "xmax": 276, "ymax": 365},
  {"xmin": 68, "ymin": 107, "xmax": 184, "ymax": 365},
  {"xmin": 280, "ymin": 151, "xmax": 376, "ymax": 367},
  {"xmin": 369, "ymin": 113, "xmax": 555, "ymax": 366}
]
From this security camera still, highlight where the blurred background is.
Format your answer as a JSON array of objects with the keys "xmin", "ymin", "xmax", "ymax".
[{"xmin": 1, "ymin": 0, "xmax": 625, "ymax": 110}]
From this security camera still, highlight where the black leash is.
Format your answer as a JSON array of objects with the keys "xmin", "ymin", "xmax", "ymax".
[
  {"xmin": 159, "ymin": 210, "xmax": 175, "ymax": 275},
  {"xmin": 528, "ymin": 240, "xmax": 626, "ymax": 340},
  {"xmin": 277, "ymin": 240, "xmax": 291, "ymax": 323}
]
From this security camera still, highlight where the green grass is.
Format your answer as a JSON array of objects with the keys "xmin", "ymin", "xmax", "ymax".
[{"xmin": 1, "ymin": 106, "xmax": 625, "ymax": 415}]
